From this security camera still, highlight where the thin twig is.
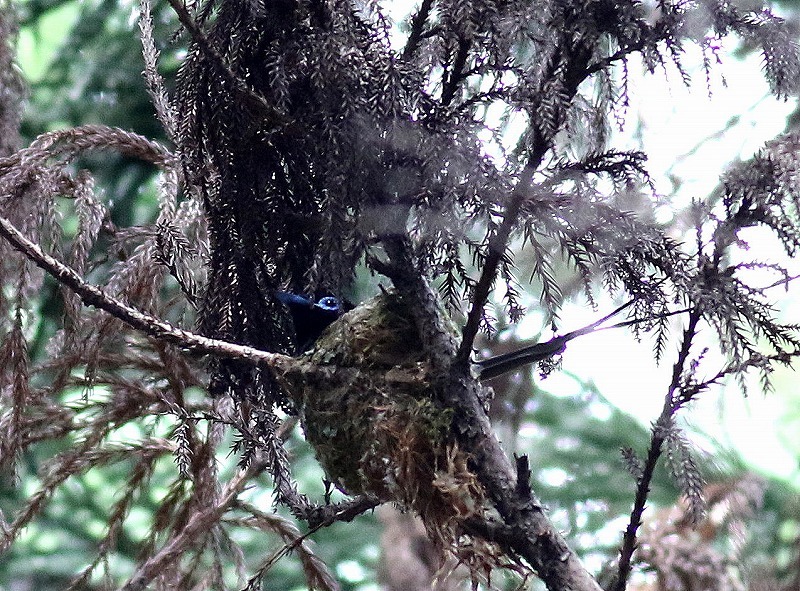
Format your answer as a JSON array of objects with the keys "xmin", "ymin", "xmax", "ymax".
[
  {"xmin": 455, "ymin": 164, "xmax": 537, "ymax": 367},
  {"xmin": 121, "ymin": 464, "xmax": 255, "ymax": 591},
  {"xmin": 455, "ymin": 24, "xmax": 612, "ymax": 370},
  {"xmin": 441, "ymin": 36, "xmax": 471, "ymax": 107},
  {"xmin": 761, "ymin": 273, "xmax": 800, "ymax": 291},
  {"xmin": 244, "ymin": 495, "xmax": 379, "ymax": 589},
  {"xmin": 612, "ymin": 308, "xmax": 701, "ymax": 591},
  {"xmin": 0, "ymin": 214, "xmax": 282, "ymax": 366}
]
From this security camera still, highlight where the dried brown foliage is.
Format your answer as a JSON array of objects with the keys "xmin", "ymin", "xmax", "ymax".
[{"xmin": 633, "ymin": 475, "xmax": 768, "ymax": 591}]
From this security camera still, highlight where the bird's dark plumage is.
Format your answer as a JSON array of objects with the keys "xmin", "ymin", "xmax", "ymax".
[
  {"xmin": 475, "ymin": 298, "xmax": 640, "ymax": 380},
  {"xmin": 276, "ymin": 291, "xmax": 344, "ymax": 353},
  {"xmin": 475, "ymin": 336, "xmax": 569, "ymax": 380}
]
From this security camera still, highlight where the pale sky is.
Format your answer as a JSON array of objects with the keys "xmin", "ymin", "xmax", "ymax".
[{"xmin": 554, "ymin": 40, "xmax": 800, "ymax": 483}]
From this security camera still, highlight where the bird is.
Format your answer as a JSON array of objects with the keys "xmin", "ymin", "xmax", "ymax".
[
  {"xmin": 475, "ymin": 298, "xmax": 653, "ymax": 380},
  {"xmin": 276, "ymin": 291, "xmax": 345, "ymax": 353},
  {"xmin": 474, "ymin": 334, "xmax": 571, "ymax": 380}
]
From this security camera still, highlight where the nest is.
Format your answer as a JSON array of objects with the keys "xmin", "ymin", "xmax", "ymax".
[{"xmin": 275, "ymin": 291, "xmax": 491, "ymax": 559}]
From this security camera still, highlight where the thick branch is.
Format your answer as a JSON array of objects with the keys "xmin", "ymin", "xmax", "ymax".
[
  {"xmin": 401, "ymin": 0, "xmax": 435, "ymax": 60},
  {"xmin": 452, "ymin": 377, "xmax": 604, "ymax": 589},
  {"xmin": 376, "ymin": 35, "xmax": 607, "ymax": 589}
]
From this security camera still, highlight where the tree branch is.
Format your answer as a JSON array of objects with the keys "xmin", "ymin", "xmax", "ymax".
[
  {"xmin": 612, "ymin": 308, "xmax": 701, "ymax": 591},
  {"xmin": 455, "ymin": 164, "xmax": 537, "ymax": 367},
  {"xmin": 0, "ymin": 214, "xmax": 284, "ymax": 367},
  {"xmin": 441, "ymin": 36, "xmax": 471, "ymax": 107},
  {"xmin": 377, "ymin": 233, "xmax": 602, "ymax": 590},
  {"xmin": 454, "ymin": 25, "xmax": 624, "ymax": 369},
  {"xmin": 401, "ymin": 0, "xmax": 435, "ymax": 60}
]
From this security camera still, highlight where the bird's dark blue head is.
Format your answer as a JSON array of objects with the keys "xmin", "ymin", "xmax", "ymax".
[{"xmin": 275, "ymin": 291, "xmax": 345, "ymax": 353}]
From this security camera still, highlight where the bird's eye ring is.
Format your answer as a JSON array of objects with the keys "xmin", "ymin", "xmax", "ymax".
[{"xmin": 317, "ymin": 296, "xmax": 340, "ymax": 311}]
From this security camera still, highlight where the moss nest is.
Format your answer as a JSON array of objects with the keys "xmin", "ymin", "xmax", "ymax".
[{"xmin": 275, "ymin": 290, "xmax": 487, "ymax": 550}]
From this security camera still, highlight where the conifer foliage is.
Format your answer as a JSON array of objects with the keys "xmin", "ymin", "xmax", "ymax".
[{"xmin": 1, "ymin": 0, "xmax": 800, "ymax": 589}]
